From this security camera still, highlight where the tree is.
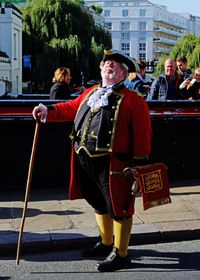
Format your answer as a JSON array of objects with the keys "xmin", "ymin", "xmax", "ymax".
[
  {"xmin": 21, "ymin": 0, "xmax": 111, "ymax": 90},
  {"xmin": 190, "ymin": 44, "xmax": 200, "ymax": 69},
  {"xmin": 153, "ymin": 33, "xmax": 200, "ymax": 76},
  {"xmin": 170, "ymin": 33, "xmax": 200, "ymax": 69},
  {"xmin": 153, "ymin": 55, "xmax": 168, "ymax": 77},
  {"xmin": 90, "ymin": 4, "xmax": 103, "ymax": 14},
  {"xmin": 66, "ymin": 35, "xmax": 81, "ymax": 59}
]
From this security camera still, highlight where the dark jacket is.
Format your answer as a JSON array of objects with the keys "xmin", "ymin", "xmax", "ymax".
[
  {"xmin": 179, "ymin": 69, "xmax": 193, "ymax": 81},
  {"xmin": 50, "ymin": 82, "xmax": 71, "ymax": 100},
  {"xmin": 124, "ymin": 74, "xmax": 144, "ymax": 93},
  {"xmin": 147, "ymin": 74, "xmax": 183, "ymax": 100},
  {"xmin": 180, "ymin": 81, "xmax": 200, "ymax": 100}
]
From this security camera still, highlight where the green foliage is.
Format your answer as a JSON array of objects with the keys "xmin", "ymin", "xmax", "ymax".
[
  {"xmin": 154, "ymin": 33, "xmax": 200, "ymax": 76},
  {"xmin": 66, "ymin": 34, "xmax": 81, "ymax": 59},
  {"xmin": 90, "ymin": 5, "xmax": 103, "ymax": 14},
  {"xmin": 190, "ymin": 44, "xmax": 200, "ymax": 69},
  {"xmin": 22, "ymin": 0, "xmax": 85, "ymax": 42},
  {"xmin": 21, "ymin": 0, "xmax": 112, "ymax": 86},
  {"xmin": 153, "ymin": 55, "xmax": 168, "ymax": 77}
]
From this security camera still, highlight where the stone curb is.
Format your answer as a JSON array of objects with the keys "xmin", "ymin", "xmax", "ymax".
[{"xmin": 1, "ymin": 224, "xmax": 199, "ymax": 258}]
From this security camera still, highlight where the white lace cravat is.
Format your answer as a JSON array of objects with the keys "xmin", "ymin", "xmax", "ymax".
[{"xmin": 87, "ymin": 88, "xmax": 112, "ymax": 110}]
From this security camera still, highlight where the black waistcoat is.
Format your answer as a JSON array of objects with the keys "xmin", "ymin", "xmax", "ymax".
[{"xmin": 70, "ymin": 88, "xmax": 124, "ymax": 157}]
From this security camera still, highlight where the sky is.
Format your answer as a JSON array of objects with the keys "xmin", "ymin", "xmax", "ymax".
[{"xmin": 151, "ymin": 0, "xmax": 200, "ymax": 17}]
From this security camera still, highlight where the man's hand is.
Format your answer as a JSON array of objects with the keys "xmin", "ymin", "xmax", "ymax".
[
  {"xmin": 32, "ymin": 103, "xmax": 48, "ymax": 123},
  {"xmin": 123, "ymin": 167, "xmax": 138, "ymax": 179},
  {"xmin": 123, "ymin": 167, "xmax": 139, "ymax": 193}
]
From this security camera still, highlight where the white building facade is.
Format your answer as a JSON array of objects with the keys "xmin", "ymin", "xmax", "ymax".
[
  {"xmin": 0, "ymin": 2, "xmax": 22, "ymax": 95},
  {"xmin": 84, "ymin": 0, "xmax": 200, "ymax": 62}
]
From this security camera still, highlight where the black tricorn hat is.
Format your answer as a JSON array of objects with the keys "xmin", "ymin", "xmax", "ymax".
[{"xmin": 103, "ymin": 48, "xmax": 139, "ymax": 72}]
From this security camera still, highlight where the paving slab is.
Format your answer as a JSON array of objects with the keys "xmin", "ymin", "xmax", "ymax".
[{"xmin": 0, "ymin": 185, "xmax": 199, "ymax": 256}]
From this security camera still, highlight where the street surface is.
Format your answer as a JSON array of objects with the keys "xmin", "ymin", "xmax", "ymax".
[{"xmin": 0, "ymin": 240, "xmax": 199, "ymax": 280}]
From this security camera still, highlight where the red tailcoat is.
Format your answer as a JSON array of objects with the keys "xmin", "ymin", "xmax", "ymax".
[{"xmin": 47, "ymin": 85, "xmax": 152, "ymax": 217}]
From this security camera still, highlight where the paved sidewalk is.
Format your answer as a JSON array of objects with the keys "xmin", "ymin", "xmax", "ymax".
[{"xmin": 0, "ymin": 185, "xmax": 200, "ymax": 257}]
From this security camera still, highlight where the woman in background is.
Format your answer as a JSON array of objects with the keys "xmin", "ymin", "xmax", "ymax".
[
  {"xmin": 124, "ymin": 60, "xmax": 149, "ymax": 97},
  {"xmin": 179, "ymin": 68, "xmax": 200, "ymax": 100},
  {"xmin": 50, "ymin": 67, "xmax": 72, "ymax": 99}
]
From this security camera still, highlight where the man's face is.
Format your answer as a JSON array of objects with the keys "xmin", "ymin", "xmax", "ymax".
[
  {"xmin": 165, "ymin": 59, "xmax": 176, "ymax": 76},
  {"xmin": 177, "ymin": 61, "xmax": 187, "ymax": 73},
  {"xmin": 101, "ymin": 60, "xmax": 126, "ymax": 83}
]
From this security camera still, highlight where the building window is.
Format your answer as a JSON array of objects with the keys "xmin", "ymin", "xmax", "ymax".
[
  {"xmin": 139, "ymin": 53, "xmax": 146, "ymax": 60},
  {"xmin": 122, "ymin": 9, "xmax": 128, "ymax": 17},
  {"xmin": 13, "ymin": 33, "xmax": 17, "ymax": 59},
  {"xmin": 104, "ymin": 10, "xmax": 110, "ymax": 17},
  {"xmin": 13, "ymin": 29, "xmax": 20, "ymax": 68},
  {"xmin": 139, "ymin": 43, "xmax": 146, "ymax": 51},
  {"xmin": 105, "ymin": 22, "xmax": 112, "ymax": 30},
  {"xmin": 139, "ymin": 21, "xmax": 147, "ymax": 30},
  {"xmin": 121, "ymin": 32, "xmax": 130, "ymax": 40},
  {"xmin": 139, "ymin": 32, "xmax": 146, "ymax": 41},
  {"xmin": 1, "ymin": 8, "xmax": 5, "ymax": 14},
  {"xmin": 121, "ymin": 22, "xmax": 130, "ymax": 30},
  {"xmin": 121, "ymin": 43, "xmax": 130, "ymax": 51},
  {"xmin": 139, "ymin": 9, "xmax": 146, "ymax": 17}
]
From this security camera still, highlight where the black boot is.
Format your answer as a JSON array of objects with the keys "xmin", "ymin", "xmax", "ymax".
[
  {"xmin": 96, "ymin": 247, "xmax": 131, "ymax": 272},
  {"xmin": 82, "ymin": 242, "xmax": 113, "ymax": 258}
]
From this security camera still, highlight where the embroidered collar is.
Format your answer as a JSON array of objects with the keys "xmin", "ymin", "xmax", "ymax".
[{"xmin": 87, "ymin": 88, "xmax": 112, "ymax": 110}]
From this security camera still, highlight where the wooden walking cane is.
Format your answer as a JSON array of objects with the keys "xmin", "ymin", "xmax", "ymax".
[{"xmin": 16, "ymin": 120, "xmax": 40, "ymax": 265}]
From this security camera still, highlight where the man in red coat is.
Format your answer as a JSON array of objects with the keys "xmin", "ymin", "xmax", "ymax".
[{"xmin": 32, "ymin": 48, "xmax": 152, "ymax": 272}]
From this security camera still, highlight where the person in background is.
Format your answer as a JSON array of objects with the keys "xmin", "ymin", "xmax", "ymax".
[
  {"xmin": 176, "ymin": 55, "xmax": 192, "ymax": 80},
  {"xmin": 124, "ymin": 59, "xmax": 148, "ymax": 97},
  {"xmin": 147, "ymin": 58, "xmax": 183, "ymax": 100},
  {"xmin": 32, "ymin": 48, "xmax": 152, "ymax": 272},
  {"xmin": 50, "ymin": 67, "xmax": 72, "ymax": 99},
  {"xmin": 179, "ymin": 67, "xmax": 200, "ymax": 100}
]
